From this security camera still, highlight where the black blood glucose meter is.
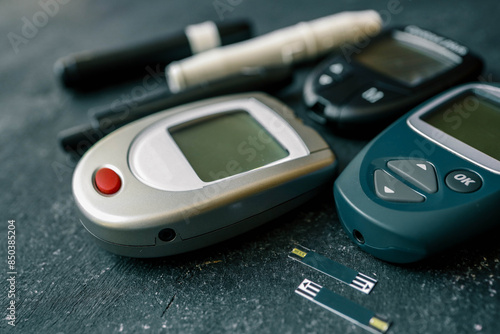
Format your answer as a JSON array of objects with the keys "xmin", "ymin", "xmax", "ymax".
[
  {"xmin": 334, "ymin": 83, "xmax": 500, "ymax": 263},
  {"xmin": 72, "ymin": 93, "xmax": 336, "ymax": 257},
  {"xmin": 304, "ymin": 25, "xmax": 483, "ymax": 132}
]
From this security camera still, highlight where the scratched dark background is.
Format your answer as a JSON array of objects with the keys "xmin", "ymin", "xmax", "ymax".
[{"xmin": 0, "ymin": 0, "xmax": 499, "ymax": 333}]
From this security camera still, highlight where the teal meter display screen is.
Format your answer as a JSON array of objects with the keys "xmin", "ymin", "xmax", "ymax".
[
  {"xmin": 422, "ymin": 93, "xmax": 500, "ymax": 161},
  {"xmin": 354, "ymin": 34, "xmax": 457, "ymax": 86},
  {"xmin": 170, "ymin": 111, "xmax": 289, "ymax": 182}
]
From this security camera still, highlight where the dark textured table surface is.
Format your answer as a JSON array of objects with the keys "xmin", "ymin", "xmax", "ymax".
[{"xmin": 1, "ymin": 1, "xmax": 499, "ymax": 333}]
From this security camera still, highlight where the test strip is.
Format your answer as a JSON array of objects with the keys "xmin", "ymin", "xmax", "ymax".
[
  {"xmin": 289, "ymin": 245, "xmax": 377, "ymax": 294},
  {"xmin": 295, "ymin": 279, "xmax": 391, "ymax": 334}
]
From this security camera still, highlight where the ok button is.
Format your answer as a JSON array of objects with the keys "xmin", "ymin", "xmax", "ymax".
[{"xmin": 445, "ymin": 170, "xmax": 482, "ymax": 193}]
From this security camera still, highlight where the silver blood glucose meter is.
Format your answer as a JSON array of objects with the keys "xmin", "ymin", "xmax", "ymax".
[{"xmin": 73, "ymin": 93, "xmax": 336, "ymax": 257}]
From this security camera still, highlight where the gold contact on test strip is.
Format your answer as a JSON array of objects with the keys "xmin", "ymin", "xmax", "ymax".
[
  {"xmin": 291, "ymin": 248, "xmax": 308, "ymax": 258},
  {"xmin": 369, "ymin": 317, "xmax": 390, "ymax": 333}
]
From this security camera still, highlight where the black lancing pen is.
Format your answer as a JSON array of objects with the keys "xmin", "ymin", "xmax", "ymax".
[{"xmin": 53, "ymin": 20, "xmax": 252, "ymax": 90}]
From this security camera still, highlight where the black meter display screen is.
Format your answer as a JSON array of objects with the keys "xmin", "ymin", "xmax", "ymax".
[
  {"xmin": 422, "ymin": 93, "xmax": 500, "ymax": 161},
  {"xmin": 170, "ymin": 111, "xmax": 289, "ymax": 182},
  {"xmin": 354, "ymin": 33, "xmax": 458, "ymax": 86}
]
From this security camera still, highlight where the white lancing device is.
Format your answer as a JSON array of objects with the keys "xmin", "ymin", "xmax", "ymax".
[{"xmin": 166, "ymin": 10, "xmax": 382, "ymax": 93}]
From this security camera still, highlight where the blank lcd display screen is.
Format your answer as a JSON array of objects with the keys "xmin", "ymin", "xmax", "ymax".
[
  {"xmin": 422, "ymin": 93, "xmax": 500, "ymax": 161},
  {"xmin": 354, "ymin": 33, "xmax": 458, "ymax": 86},
  {"xmin": 169, "ymin": 111, "xmax": 289, "ymax": 182}
]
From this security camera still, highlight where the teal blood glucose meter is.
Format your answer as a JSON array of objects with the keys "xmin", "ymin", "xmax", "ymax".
[
  {"xmin": 334, "ymin": 83, "xmax": 500, "ymax": 263},
  {"xmin": 73, "ymin": 93, "xmax": 336, "ymax": 257}
]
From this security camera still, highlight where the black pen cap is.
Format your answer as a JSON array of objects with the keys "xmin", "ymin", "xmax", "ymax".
[
  {"xmin": 54, "ymin": 19, "xmax": 252, "ymax": 91},
  {"xmin": 217, "ymin": 20, "xmax": 252, "ymax": 46}
]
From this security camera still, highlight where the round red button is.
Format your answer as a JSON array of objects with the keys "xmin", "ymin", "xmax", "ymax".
[{"xmin": 94, "ymin": 168, "xmax": 121, "ymax": 195}]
